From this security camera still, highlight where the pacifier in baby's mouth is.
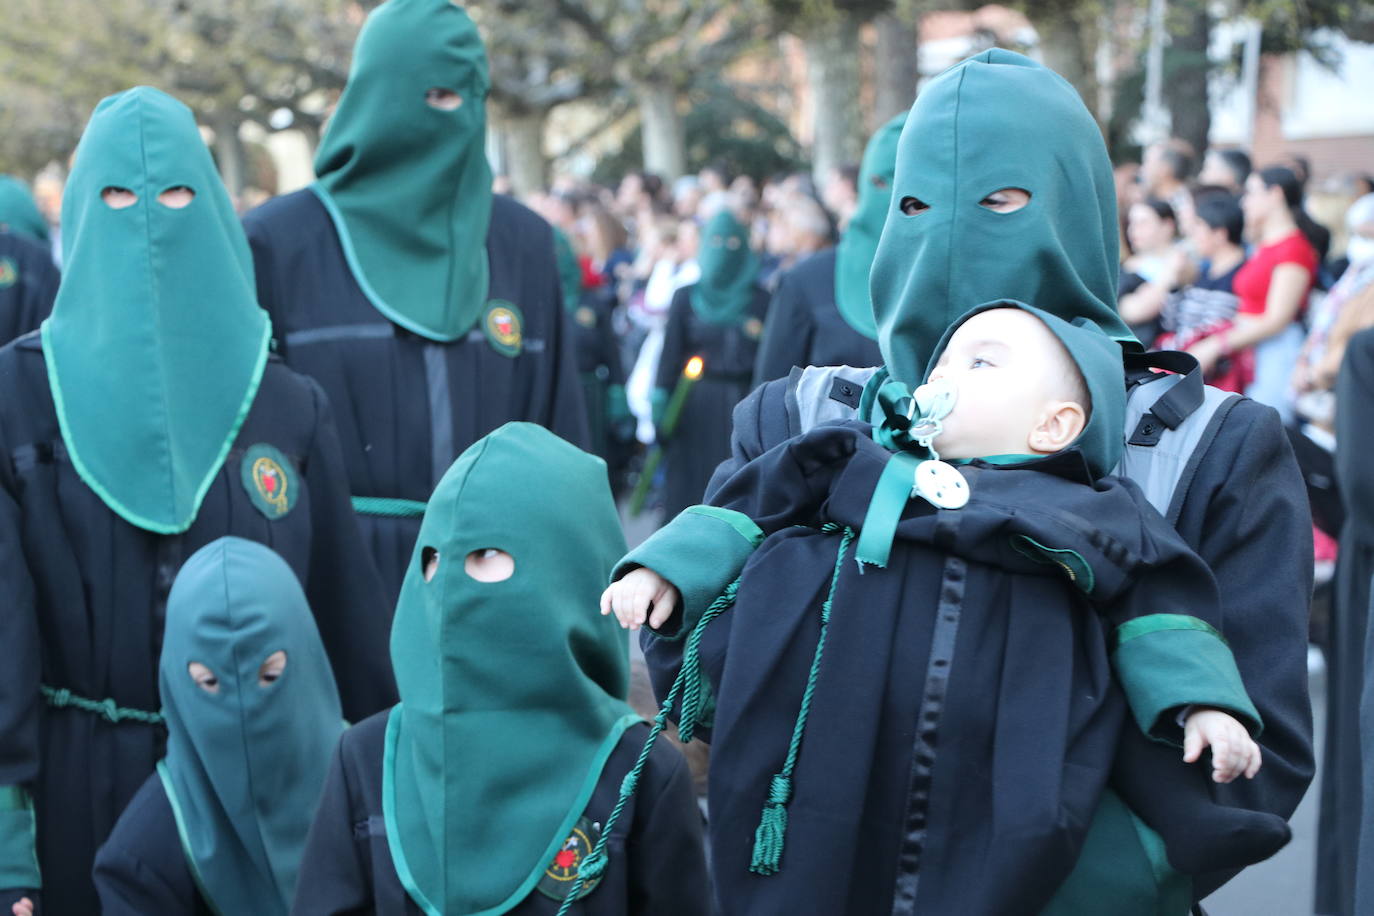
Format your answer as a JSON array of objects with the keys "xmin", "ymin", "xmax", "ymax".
[{"xmin": 906, "ymin": 378, "xmax": 968, "ymax": 510}]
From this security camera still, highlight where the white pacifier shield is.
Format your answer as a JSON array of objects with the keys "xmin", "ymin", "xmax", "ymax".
[{"xmin": 913, "ymin": 459, "xmax": 969, "ymax": 510}]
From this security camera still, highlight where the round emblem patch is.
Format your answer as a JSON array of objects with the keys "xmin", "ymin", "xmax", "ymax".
[
  {"xmin": 240, "ymin": 444, "xmax": 299, "ymax": 520},
  {"xmin": 483, "ymin": 301, "xmax": 524, "ymax": 357},
  {"xmin": 0, "ymin": 258, "xmax": 17, "ymax": 288},
  {"xmin": 536, "ymin": 816, "xmax": 602, "ymax": 901},
  {"xmin": 575, "ymin": 305, "xmax": 597, "ymax": 328},
  {"xmin": 743, "ymin": 316, "xmax": 764, "ymax": 341}
]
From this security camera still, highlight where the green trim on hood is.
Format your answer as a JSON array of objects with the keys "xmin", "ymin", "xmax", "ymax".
[
  {"xmin": 834, "ymin": 113, "xmax": 904, "ymax": 339},
  {"xmin": 870, "ymin": 49, "xmax": 1137, "ymax": 392},
  {"xmin": 313, "ymin": 0, "xmax": 493, "ymax": 342},
  {"xmin": 41, "ymin": 87, "xmax": 270, "ymax": 534}
]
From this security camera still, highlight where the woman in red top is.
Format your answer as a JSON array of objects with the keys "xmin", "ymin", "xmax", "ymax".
[{"xmin": 1189, "ymin": 166, "xmax": 1320, "ymax": 418}]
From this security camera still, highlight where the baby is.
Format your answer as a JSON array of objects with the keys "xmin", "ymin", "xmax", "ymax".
[{"xmin": 602, "ymin": 302, "xmax": 1281, "ymax": 915}]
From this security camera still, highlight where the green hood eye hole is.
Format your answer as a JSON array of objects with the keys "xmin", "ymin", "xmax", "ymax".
[
  {"xmin": 187, "ymin": 662, "xmax": 220, "ymax": 694},
  {"xmin": 899, "ymin": 196, "xmax": 929, "ymax": 216},
  {"xmin": 100, "ymin": 187, "xmax": 138, "ymax": 210},
  {"xmin": 421, "ymin": 546, "xmax": 440, "ymax": 582},
  {"xmin": 465, "ymin": 548, "xmax": 515, "ymax": 583},
  {"xmin": 157, "ymin": 186, "xmax": 195, "ymax": 209},
  {"xmin": 424, "ymin": 87, "xmax": 463, "ymax": 111},
  {"xmin": 258, "ymin": 650, "xmax": 288, "ymax": 687},
  {"xmin": 871, "ymin": 176, "xmax": 889, "ymax": 190},
  {"xmin": 978, "ymin": 188, "xmax": 1031, "ymax": 213}
]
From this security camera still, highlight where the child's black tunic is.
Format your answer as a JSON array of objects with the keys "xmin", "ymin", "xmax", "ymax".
[
  {"xmin": 291, "ymin": 714, "xmax": 710, "ymax": 916},
  {"xmin": 243, "ymin": 191, "xmax": 590, "ymax": 600},
  {"xmin": 0, "ymin": 336, "xmax": 397, "ymax": 916},
  {"xmin": 92, "ymin": 776, "xmax": 213, "ymax": 916},
  {"xmin": 751, "ymin": 249, "xmax": 882, "ymax": 386}
]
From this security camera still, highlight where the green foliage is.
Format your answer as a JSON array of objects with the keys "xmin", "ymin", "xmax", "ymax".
[{"xmin": 591, "ymin": 78, "xmax": 806, "ymax": 185}]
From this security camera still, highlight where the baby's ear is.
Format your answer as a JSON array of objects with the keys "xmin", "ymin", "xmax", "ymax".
[{"xmin": 1029, "ymin": 401, "xmax": 1087, "ymax": 454}]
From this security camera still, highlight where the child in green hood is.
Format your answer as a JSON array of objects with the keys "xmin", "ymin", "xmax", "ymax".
[
  {"xmin": 293, "ymin": 423, "xmax": 708, "ymax": 916},
  {"xmin": 94, "ymin": 537, "xmax": 345, "ymax": 916},
  {"xmin": 605, "ymin": 302, "xmax": 1286, "ymax": 915}
]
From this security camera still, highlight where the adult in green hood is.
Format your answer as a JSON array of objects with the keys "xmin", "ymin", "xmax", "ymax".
[
  {"xmin": 311, "ymin": 0, "xmax": 491, "ymax": 343},
  {"xmin": 642, "ymin": 49, "xmax": 1315, "ymax": 915},
  {"xmin": 0, "ymin": 177, "xmax": 51, "ymax": 247},
  {"xmin": 833, "ymin": 112, "xmax": 904, "ymax": 339},
  {"xmin": 0, "ymin": 86, "xmax": 396, "ymax": 916},
  {"xmin": 43, "ymin": 86, "xmax": 271, "ymax": 534},
  {"xmin": 94, "ymin": 537, "xmax": 344, "ymax": 916},
  {"xmin": 690, "ymin": 209, "xmax": 759, "ymax": 325},
  {"xmin": 292, "ymin": 423, "xmax": 708, "ymax": 915},
  {"xmin": 243, "ymin": 0, "xmax": 590, "ymax": 603},
  {"xmin": 869, "ymin": 49, "xmax": 1137, "ymax": 393}
]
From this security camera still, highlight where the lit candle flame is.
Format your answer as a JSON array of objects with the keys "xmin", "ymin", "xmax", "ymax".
[{"xmin": 685, "ymin": 356, "xmax": 704, "ymax": 379}]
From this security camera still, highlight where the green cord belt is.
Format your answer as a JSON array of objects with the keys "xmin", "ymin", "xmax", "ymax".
[
  {"xmin": 351, "ymin": 496, "xmax": 428, "ymax": 518},
  {"xmin": 41, "ymin": 685, "xmax": 164, "ymax": 725}
]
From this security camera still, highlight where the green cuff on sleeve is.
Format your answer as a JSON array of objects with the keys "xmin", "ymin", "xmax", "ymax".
[
  {"xmin": 1111, "ymin": 614, "xmax": 1262, "ymax": 746},
  {"xmin": 613, "ymin": 505, "xmax": 763, "ymax": 640},
  {"xmin": 0, "ymin": 787, "xmax": 40, "ymax": 890}
]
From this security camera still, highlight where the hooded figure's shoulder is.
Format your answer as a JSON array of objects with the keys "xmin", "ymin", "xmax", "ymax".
[
  {"xmin": 241, "ymin": 188, "xmax": 332, "ymax": 252},
  {"xmin": 487, "ymin": 193, "xmax": 554, "ymax": 257}
]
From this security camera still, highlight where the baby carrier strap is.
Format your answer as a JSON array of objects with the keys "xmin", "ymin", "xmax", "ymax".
[
  {"xmin": 1116, "ymin": 350, "xmax": 1240, "ymax": 525},
  {"xmin": 784, "ymin": 365, "xmax": 881, "ymax": 438}
]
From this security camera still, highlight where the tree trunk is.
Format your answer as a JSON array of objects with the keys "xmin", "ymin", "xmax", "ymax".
[
  {"xmin": 873, "ymin": 11, "xmax": 921, "ymax": 126},
  {"xmin": 635, "ymin": 81, "xmax": 686, "ymax": 182},
  {"xmin": 496, "ymin": 108, "xmax": 549, "ymax": 197},
  {"xmin": 1162, "ymin": 0, "xmax": 1211, "ymax": 166},
  {"xmin": 211, "ymin": 114, "xmax": 247, "ymax": 201},
  {"xmin": 1036, "ymin": 6, "xmax": 1102, "ymax": 123},
  {"xmin": 804, "ymin": 10, "xmax": 866, "ymax": 186}
]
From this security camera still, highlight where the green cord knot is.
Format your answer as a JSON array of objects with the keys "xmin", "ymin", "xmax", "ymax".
[
  {"xmin": 619, "ymin": 771, "xmax": 639, "ymax": 798},
  {"xmin": 578, "ymin": 852, "xmax": 607, "ymax": 883},
  {"xmin": 45, "ymin": 687, "xmax": 71, "ymax": 708},
  {"xmin": 40, "ymin": 684, "xmax": 164, "ymax": 725},
  {"xmin": 765, "ymin": 774, "xmax": 792, "ymax": 805}
]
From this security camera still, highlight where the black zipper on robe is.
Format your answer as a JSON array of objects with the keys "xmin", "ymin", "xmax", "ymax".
[{"xmin": 891, "ymin": 549, "xmax": 967, "ymax": 915}]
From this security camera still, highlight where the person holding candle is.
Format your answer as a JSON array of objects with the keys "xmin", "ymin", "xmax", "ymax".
[{"xmin": 653, "ymin": 208, "xmax": 770, "ymax": 518}]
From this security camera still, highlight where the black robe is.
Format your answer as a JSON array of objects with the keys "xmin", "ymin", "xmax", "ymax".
[
  {"xmin": 243, "ymin": 191, "xmax": 590, "ymax": 600},
  {"xmin": 750, "ymin": 249, "xmax": 882, "ymax": 387},
  {"xmin": 569, "ymin": 288, "xmax": 627, "ymax": 469},
  {"xmin": 655, "ymin": 284, "xmax": 769, "ymax": 519},
  {"xmin": 291, "ymin": 712, "xmax": 709, "ymax": 916},
  {"xmin": 0, "ymin": 336, "xmax": 397, "ymax": 916},
  {"xmin": 703, "ymin": 366, "xmax": 1314, "ymax": 904},
  {"xmin": 92, "ymin": 775, "xmax": 213, "ymax": 916},
  {"xmin": 0, "ymin": 232, "xmax": 58, "ymax": 346},
  {"xmin": 640, "ymin": 423, "xmax": 1277, "ymax": 915},
  {"xmin": 1320, "ymin": 326, "xmax": 1374, "ymax": 915}
]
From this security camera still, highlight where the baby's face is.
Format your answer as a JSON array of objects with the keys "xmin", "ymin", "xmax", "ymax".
[{"xmin": 919, "ymin": 308, "xmax": 1084, "ymax": 461}]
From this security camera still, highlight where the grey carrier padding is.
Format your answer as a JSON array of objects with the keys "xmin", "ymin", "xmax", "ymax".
[
  {"xmin": 784, "ymin": 363, "xmax": 1239, "ymax": 526},
  {"xmin": 1114, "ymin": 372, "xmax": 1240, "ymax": 524}
]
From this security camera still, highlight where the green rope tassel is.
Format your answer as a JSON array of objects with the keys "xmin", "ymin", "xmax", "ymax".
[
  {"xmin": 749, "ymin": 525, "xmax": 855, "ymax": 876},
  {"xmin": 553, "ymin": 578, "xmax": 741, "ymax": 916}
]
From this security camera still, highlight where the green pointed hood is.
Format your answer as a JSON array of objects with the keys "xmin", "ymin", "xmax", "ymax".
[
  {"xmin": 41, "ymin": 87, "xmax": 271, "ymax": 534},
  {"xmin": 869, "ymin": 49, "xmax": 1137, "ymax": 391},
  {"xmin": 834, "ymin": 113, "xmax": 904, "ymax": 338},
  {"xmin": 928, "ymin": 300, "xmax": 1126, "ymax": 478},
  {"xmin": 312, "ymin": 0, "xmax": 492, "ymax": 342},
  {"xmin": 384, "ymin": 422, "xmax": 638, "ymax": 916},
  {"xmin": 690, "ymin": 209, "xmax": 759, "ymax": 324},
  {"xmin": 552, "ymin": 226, "xmax": 583, "ymax": 313},
  {"xmin": 0, "ymin": 176, "xmax": 50, "ymax": 246},
  {"xmin": 158, "ymin": 537, "xmax": 344, "ymax": 916}
]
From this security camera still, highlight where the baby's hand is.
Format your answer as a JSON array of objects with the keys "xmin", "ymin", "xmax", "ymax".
[
  {"xmin": 600, "ymin": 567, "xmax": 681, "ymax": 631},
  {"xmin": 12, "ymin": 897, "xmax": 33, "ymax": 916},
  {"xmin": 1182, "ymin": 708, "xmax": 1262, "ymax": 783}
]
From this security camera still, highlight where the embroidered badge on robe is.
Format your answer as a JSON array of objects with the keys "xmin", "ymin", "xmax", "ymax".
[
  {"xmin": 536, "ymin": 816, "xmax": 603, "ymax": 901},
  {"xmin": 575, "ymin": 305, "xmax": 597, "ymax": 328},
  {"xmin": 483, "ymin": 301, "xmax": 524, "ymax": 357},
  {"xmin": 241, "ymin": 444, "xmax": 299, "ymax": 520},
  {"xmin": 743, "ymin": 316, "xmax": 764, "ymax": 340},
  {"xmin": 0, "ymin": 258, "xmax": 16, "ymax": 288}
]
